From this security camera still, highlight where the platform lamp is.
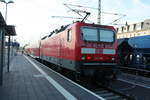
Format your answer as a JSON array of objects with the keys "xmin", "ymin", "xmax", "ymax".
[
  {"xmin": 0, "ymin": 0, "xmax": 14, "ymax": 72},
  {"xmin": 0, "ymin": 0, "xmax": 14, "ymax": 21}
]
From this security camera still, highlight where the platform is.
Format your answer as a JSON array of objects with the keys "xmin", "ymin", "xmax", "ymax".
[{"xmin": 0, "ymin": 54, "xmax": 105, "ymax": 100}]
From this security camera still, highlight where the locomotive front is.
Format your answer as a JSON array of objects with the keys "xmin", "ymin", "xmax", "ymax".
[{"xmin": 75, "ymin": 23, "xmax": 118, "ymax": 78}]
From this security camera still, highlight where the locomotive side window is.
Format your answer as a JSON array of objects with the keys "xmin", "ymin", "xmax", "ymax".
[{"xmin": 67, "ymin": 29, "xmax": 72, "ymax": 42}]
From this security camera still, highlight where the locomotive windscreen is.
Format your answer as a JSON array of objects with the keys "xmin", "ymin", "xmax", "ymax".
[
  {"xmin": 128, "ymin": 35, "xmax": 150, "ymax": 48},
  {"xmin": 81, "ymin": 27, "xmax": 114, "ymax": 42}
]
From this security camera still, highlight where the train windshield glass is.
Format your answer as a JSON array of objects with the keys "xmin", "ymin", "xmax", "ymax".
[
  {"xmin": 81, "ymin": 27, "xmax": 98, "ymax": 41},
  {"xmin": 99, "ymin": 30, "xmax": 114, "ymax": 42},
  {"xmin": 81, "ymin": 27, "xmax": 114, "ymax": 42}
]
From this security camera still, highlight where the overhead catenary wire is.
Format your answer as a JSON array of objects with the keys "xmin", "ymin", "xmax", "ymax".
[
  {"xmin": 51, "ymin": 16, "xmax": 83, "ymax": 20},
  {"xmin": 64, "ymin": 3, "xmax": 126, "ymax": 16},
  {"xmin": 109, "ymin": 15, "xmax": 127, "ymax": 25},
  {"xmin": 64, "ymin": 3, "xmax": 127, "ymax": 25},
  {"xmin": 64, "ymin": 4, "xmax": 92, "ymax": 23}
]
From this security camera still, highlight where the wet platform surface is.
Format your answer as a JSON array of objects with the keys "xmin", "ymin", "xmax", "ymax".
[{"xmin": 0, "ymin": 54, "xmax": 104, "ymax": 100}]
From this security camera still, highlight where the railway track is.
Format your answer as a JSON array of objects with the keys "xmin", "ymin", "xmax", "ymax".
[
  {"xmin": 76, "ymin": 77, "xmax": 135, "ymax": 100},
  {"xmin": 118, "ymin": 66, "xmax": 150, "ymax": 78},
  {"xmin": 95, "ymin": 89, "xmax": 124, "ymax": 100},
  {"xmin": 118, "ymin": 72, "xmax": 150, "ymax": 89},
  {"xmin": 72, "ymin": 78, "xmax": 136, "ymax": 100},
  {"xmin": 93, "ymin": 84, "xmax": 136, "ymax": 100},
  {"xmin": 93, "ymin": 86, "xmax": 135, "ymax": 100},
  {"xmin": 37, "ymin": 58, "xmax": 149, "ymax": 100}
]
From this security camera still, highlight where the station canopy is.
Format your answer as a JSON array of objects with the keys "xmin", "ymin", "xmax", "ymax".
[
  {"xmin": 5, "ymin": 25, "xmax": 16, "ymax": 36},
  {"xmin": 0, "ymin": 12, "xmax": 16, "ymax": 36},
  {"xmin": 0, "ymin": 12, "xmax": 6, "ymax": 27}
]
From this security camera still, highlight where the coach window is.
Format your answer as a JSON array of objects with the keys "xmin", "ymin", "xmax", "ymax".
[{"xmin": 67, "ymin": 29, "xmax": 72, "ymax": 42}]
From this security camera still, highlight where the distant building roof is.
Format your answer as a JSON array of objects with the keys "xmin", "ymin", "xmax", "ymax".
[{"xmin": 117, "ymin": 19, "xmax": 150, "ymax": 39}]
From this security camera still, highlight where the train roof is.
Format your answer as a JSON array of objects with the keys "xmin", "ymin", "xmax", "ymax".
[
  {"xmin": 128, "ymin": 35, "xmax": 150, "ymax": 48},
  {"xmin": 41, "ymin": 24, "xmax": 70, "ymax": 40},
  {"xmin": 75, "ymin": 22, "xmax": 115, "ymax": 28},
  {"xmin": 41, "ymin": 22, "xmax": 116, "ymax": 40},
  {"xmin": 118, "ymin": 35, "xmax": 150, "ymax": 49}
]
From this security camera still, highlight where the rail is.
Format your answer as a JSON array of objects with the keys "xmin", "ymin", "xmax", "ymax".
[
  {"xmin": 95, "ymin": 83, "xmax": 136, "ymax": 100},
  {"xmin": 118, "ymin": 66, "xmax": 150, "ymax": 78}
]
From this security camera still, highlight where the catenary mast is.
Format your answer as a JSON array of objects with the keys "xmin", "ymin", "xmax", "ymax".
[{"xmin": 98, "ymin": 0, "xmax": 101, "ymax": 24}]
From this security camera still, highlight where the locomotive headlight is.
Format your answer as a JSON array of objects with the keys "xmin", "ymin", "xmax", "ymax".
[
  {"xmin": 112, "ymin": 57, "xmax": 115, "ymax": 61},
  {"xmin": 81, "ymin": 56, "xmax": 86, "ymax": 60}
]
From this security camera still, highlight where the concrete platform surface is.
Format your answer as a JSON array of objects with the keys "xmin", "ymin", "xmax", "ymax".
[{"xmin": 0, "ymin": 54, "xmax": 104, "ymax": 100}]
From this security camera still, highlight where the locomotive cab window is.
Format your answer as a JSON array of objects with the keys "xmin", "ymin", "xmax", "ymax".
[
  {"xmin": 81, "ymin": 27, "xmax": 98, "ymax": 41},
  {"xmin": 99, "ymin": 29, "xmax": 114, "ymax": 42},
  {"xmin": 81, "ymin": 27, "xmax": 114, "ymax": 42},
  {"xmin": 67, "ymin": 29, "xmax": 72, "ymax": 42}
]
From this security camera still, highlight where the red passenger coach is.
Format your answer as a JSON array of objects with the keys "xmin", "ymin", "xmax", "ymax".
[
  {"xmin": 25, "ymin": 44, "xmax": 40, "ymax": 58},
  {"xmin": 40, "ymin": 22, "xmax": 117, "ymax": 78}
]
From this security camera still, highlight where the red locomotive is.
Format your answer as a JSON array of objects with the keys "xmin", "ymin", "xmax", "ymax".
[{"xmin": 26, "ymin": 22, "xmax": 118, "ymax": 80}]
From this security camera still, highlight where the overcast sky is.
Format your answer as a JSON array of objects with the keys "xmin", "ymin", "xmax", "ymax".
[{"xmin": 0, "ymin": 0, "xmax": 150, "ymax": 46}]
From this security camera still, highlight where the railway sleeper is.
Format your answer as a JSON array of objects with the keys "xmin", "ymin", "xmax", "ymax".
[{"xmin": 106, "ymin": 96, "xmax": 122, "ymax": 100}]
